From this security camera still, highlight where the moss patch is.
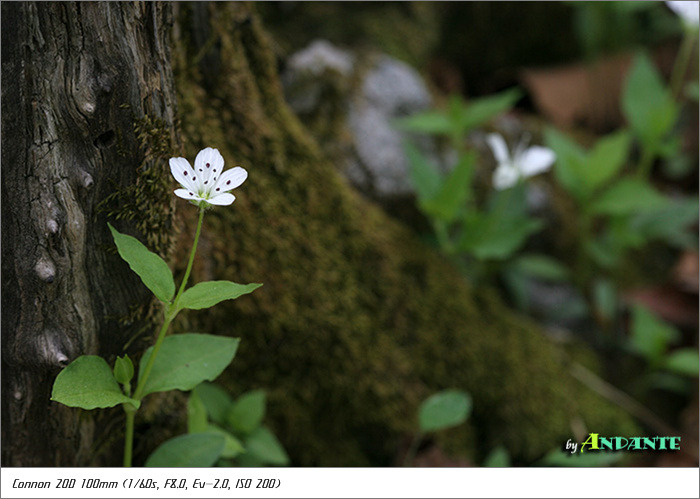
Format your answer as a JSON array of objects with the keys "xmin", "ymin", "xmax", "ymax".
[{"xmin": 168, "ymin": 3, "xmax": 637, "ymax": 466}]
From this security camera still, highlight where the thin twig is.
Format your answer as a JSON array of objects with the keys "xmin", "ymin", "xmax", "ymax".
[{"xmin": 570, "ymin": 362, "xmax": 699, "ymax": 460}]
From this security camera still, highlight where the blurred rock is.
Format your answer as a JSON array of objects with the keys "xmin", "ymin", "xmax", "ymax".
[
  {"xmin": 283, "ymin": 40, "xmax": 355, "ymax": 114},
  {"xmin": 282, "ymin": 40, "xmax": 448, "ymax": 198}
]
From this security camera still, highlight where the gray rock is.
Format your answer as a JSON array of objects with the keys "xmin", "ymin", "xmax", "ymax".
[
  {"xmin": 282, "ymin": 40, "xmax": 447, "ymax": 198},
  {"xmin": 283, "ymin": 40, "xmax": 355, "ymax": 114},
  {"xmin": 360, "ymin": 55, "xmax": 431, "ymax": 112}
]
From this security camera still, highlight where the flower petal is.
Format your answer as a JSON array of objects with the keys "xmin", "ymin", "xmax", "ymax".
[
  {"xmin": 667, "ymin": 1, "xmax": 699, "ymax": 26},
  {"xmin": 492, "ymin": 164, "xmax": 519, "ymax": 190},
  {"xmin": 169, "ymin": 157, "xmax": 196, "ymax": 190},
  {"xmin": 206, "ymin": 193, "xmax": 236, "ymax": 206},
  {"xmin": 213, "ymin": 167, "xmax": 248, "ymax": 192},
  {"xmin": 194, "ymin": 147, "xmax": 225, "ymax": 187},
  {"xmin": 174, "ymin": 188, "xmax": 201, "ymax": 200},
  {"xmin": 486, "ymin": 134, "xmax": 510, "ymax": 164},
  {"xmin": 518, "ymin": 146, "xmax": 556, "ymax": 177}
]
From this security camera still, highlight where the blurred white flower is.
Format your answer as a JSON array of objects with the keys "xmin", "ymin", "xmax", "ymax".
[
  {"xmin": 487, "ymin": 133, "xmax": 556, "ymax": 190},
  {"xmin": 666, "ymin": 1, "xmax": 699, "ymax": 26},
  {"xmin": 169, "ymin": 147, "xmax": 247, "ymax": 207}
]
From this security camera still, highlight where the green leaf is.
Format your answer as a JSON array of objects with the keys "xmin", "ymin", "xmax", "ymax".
[
  {"xmin": 138, "ymin": 334, "xmax": 240, "ymax": 397},
  {"xmin": 585, "ymin": 238, "xmax": 619, "ymax": 269},
  {"xmin": 395, "ymin": 88, "xmax": 520, "ymax": 137},
  {"xmin": 646, "ymin": 371, "xmax": 692, "ymax": 395},
  {"xmin": 418, "ymin": 389, "xmax": 472, "ymax": 433},
  {"xmin": 394, "ymin": 111, "xmax": 453, "ymax": 135},
  {"xmin": 632, "ymin": 197, "xmax": 699, "ymax": 248},
  {"xmin": 459, "ymin": 213, "xmax": 543, "ymax": 260},
  {"xmin": 52, "ymin": 355, "xmax": 140, "ymax": 410},
  {"xmin": 420, "ymin": 153, "xmax": 475, "ymax": 222},
  {"xmin": 206, "ymin": 424, "xmax": 246, "ymax": 458},
  {"xmin": 244, "ymin": 426, "xmax": 290, "ymax": 466},
  {"xmin": 664, "ymin": 349, "xmax": 699, "ymax": 377},
  {"xmin": 235, "ymin": 454, "xmax": 264, "ymax": 467},
  {"xmin": 538, "ymin": 449, "xmax": 623, "ymax": 467},
  {"xmin": 188, "ymin": 391, "xmax": 209, "ymax": 434},
  {"xmin": 227, "ymin": 389, "xmax": 267, "ymax": 435},
  {"xmin": 628, "ymin": 305, "xmax": 680, "ymax": 363},
  {"xmin": 178, "ymin": 281, "xmax": 262, "ymax": 311},
  {"xmin": 608, "ymin": 215, "xmax": 648, "ymax": 250},
  {"xmin": 448, "ymin": 94, "xmax": 468, "ymax": 131},
  {"xmin": 483, "ymin": 446, "xmax": 511, "ymax": 467},
  {"xmin": 685, "ymin": 81, "xmax": 699, "ymax": 102},
  {"xmin": 404, "ymin": 142, "xmax": 443, "ymax": 202},
  {"xmin": 502, "ymin": 267, "xmax": 531, "ymax": 311},
  {"xmin": 622, "ymin": 52, "xmax": 678, "ymax": 147},
  {"xmin": 459, "ymin": 88, "xmax": 522, "ymax": 132},
  {"xmin": 544, "ymin": 128, "xmax": 589, "ymax": 200},
  {"xmin": 108, "ymin": 223, "xmax": 175, "ymax": 303},
  {"xmin": 512, "ymin": 254, "xmax": 570, "ymax": 282},
  {"xmin": 145, "ymin": 433, "xmax": 225, "ymax": 467},
  {"xmin": 589, "ymin": 178, "xmax": 668, "ymax": 216},
  {"xmin": 113, "ymin": 355, "xmax": 134, "ymax": 385},
  {"xmin": 585, "ymin": 130, "xmax": 631, "ymax": 192},
  {"xmin": 185, "ymin": 393, "xmax": 246, "ymax": 459},
  {"xmin": 194, "ymin": 382, "xmax": 233, "ymax": 426}
]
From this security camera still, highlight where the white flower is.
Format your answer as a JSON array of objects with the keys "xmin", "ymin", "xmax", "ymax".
[
  {"xmin": 486, "ymin": 133, "xmax": 556, "ymax": 190},
  {"xmin": 666, "ymin": 1, "xmax": 699, "ymax": 27},
  {"xmin": 169, "ymin": 147, "xmax": 247, "ymax": 207}
]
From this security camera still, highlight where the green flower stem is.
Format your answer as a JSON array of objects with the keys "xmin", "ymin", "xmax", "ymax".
[
  {"xmin": 670, "ymin": 28, "xmax": 698, "ymax": 102},
  {"xmin": 637, "ymin": 146, "xmax": 655, "ymax": 181},
  {"xmin": 134, "ymin": 207, "xmax": 205, "ymax": 399},
  {"xmin": 123, "ymin": 406, "xmax": 136, "ymax": 467},
  {"xmin": 432, "ymin": 220, "xmax": 453, "ymax": 254},
  {"xmin": 174, "ymin": 207, "xmax": 206, "ymax": 306},
  {"xmin": 132, "ymin": 315, "xmax": 176, "ymax": 401},
  {"xmin": 123, "ymin": 206, "xmax": 206, "ymax": 466},
  {"xmin": 573, "ymin": 211, "xmax": 593, "ymax": 295}
]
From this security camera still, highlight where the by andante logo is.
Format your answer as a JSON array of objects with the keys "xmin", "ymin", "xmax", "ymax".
[{"xmin": 565, "ymin": 433, "xmax": 681, "ymax": 454}]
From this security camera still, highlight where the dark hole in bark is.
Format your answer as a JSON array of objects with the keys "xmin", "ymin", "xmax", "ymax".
[{"xmin": 94, "ymin": 130, "xmax": 116, "ymax": 148}]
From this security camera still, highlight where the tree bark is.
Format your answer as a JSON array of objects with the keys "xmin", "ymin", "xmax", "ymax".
[{"xmin": 1, "ymin": 1, "xmax": 179, "ymax": 466}]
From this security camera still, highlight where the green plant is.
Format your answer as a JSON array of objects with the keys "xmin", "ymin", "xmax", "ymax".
[
  {"xmin": 566, "ymin": 1, "xmax": 679, "ymax": 61},
  {"xmin": 544, "ymin": 50, "xmax": 698, "ymax": 330},
  {"xmin": 146, "ymin": 383, "xmax": 290, "ymax": 467},
  {"xmin": 397, "ymin": 89, "xmax": 556, "ymax": 288},
  {"xmin": 396, "ymin": 89, "xmax": 522, "ymax": 153},
  {"xmin": 404, "ymin": 389, "xmax": 472, "ymax": 466},
  {"xmin": 483, "ymin": 446, "xmax": 511, "ymax": 467},
  {"xmin": 627, "ymin": 305, "xmax": 699, "ymax": 394},
  {"xmin": 51, "ymin": 147, "xmax": 260, "ymax": 467}
]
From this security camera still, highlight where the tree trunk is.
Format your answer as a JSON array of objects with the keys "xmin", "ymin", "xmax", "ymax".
[{"xmin": 1, "ymin": 1, "xmax": 179, "ymax": 466}]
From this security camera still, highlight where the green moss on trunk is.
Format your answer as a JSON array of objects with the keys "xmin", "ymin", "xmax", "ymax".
[{"xmin": 170, "ymin": 3, "xmax": 636, "ymax": 466}]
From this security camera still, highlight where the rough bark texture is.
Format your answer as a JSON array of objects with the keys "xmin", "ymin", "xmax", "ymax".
[
  {"xmin": 2, "ymin": 1, "xmax": 636, "ymax": 467},
  {"xmin": 1, "ymin": 1, "xmax": 179, "ymax": 466}
]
